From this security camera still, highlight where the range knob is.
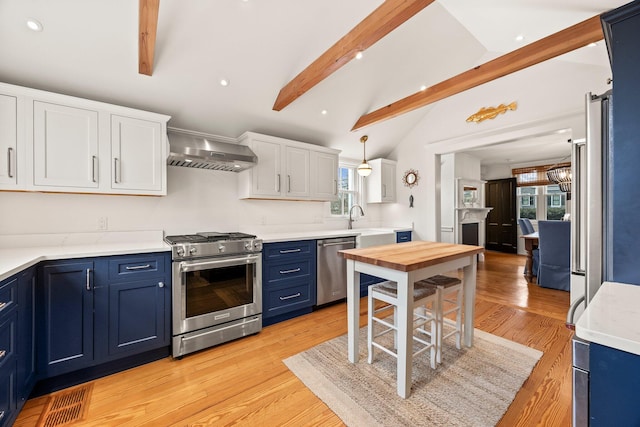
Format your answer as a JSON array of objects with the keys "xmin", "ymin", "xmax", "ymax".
[
  {"xmin": 176, "ymin": 247, "xmax": 185, "ymax": 256},
  {"xmin": 218, "ymin": 244, "xmax": 226, "ymax": 253},
  {"xmin": 244, "ymin": 242, "xmax": 252, "ymax": 250},
  {"xmin": 189, "ymin": 247, "xmax": 197, "ymax": 255}
]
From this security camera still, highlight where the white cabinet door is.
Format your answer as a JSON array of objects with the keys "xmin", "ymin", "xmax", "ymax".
[
  {"xmin": 310, "ymin": 151, "xmax": 338, "ymax": 201},
  {"xmin": 284, "ymin": 146, "xmax": 309, "ymax": 198},
  {"xmin": 0, "ymin": 94, "xmax": 18, "ymax": 186},
  {"xmin": 33, "ymin": 101, "xmax": 99, "ymax": 188},
  {"xmin": 250, "ymin": 138, "xmax": 282, "ymax": 197},
  {"xmin": 111, "ymin": 115, "xmax": 163, "ymax": 193},
  {"xmin": 381, "ymin": 161, "xmax": 396, "ymax": 202}
]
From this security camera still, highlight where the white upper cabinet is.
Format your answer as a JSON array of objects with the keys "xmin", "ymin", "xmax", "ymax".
[
  {"xmin": 310, "ymin": 150, "xmax": 338, "ymax": 201},
  {"xmin": 0, "ymin": 81, "xmax": 170, "ymax": 196},
  {"xmin": 111, "ymin": 115, "xmax": 164, "ymax": 193},
  {"xmin": 33, "ymin": 101, "xmax": 99, "ymax": 189},
  {"xmin": 238, "ymin": 132, "xmax": 339, "ymax": 201},
  {"xmin": 284, "ymin": 146, "xmax": 310, "ymax": 198},
  {"xmin": 366, "ymin": 158, "xmax": 397, "ymax": 203},
  {"xmin": 0, "ymin": 94, "xmax": 18, "ymax": 187}
]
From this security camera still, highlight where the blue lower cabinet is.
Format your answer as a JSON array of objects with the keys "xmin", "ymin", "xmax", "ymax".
[
  {"xmin": 38, "ymin": 260, "xmax": 95, "ymax": 378},
  {"xmin": 396, "ymin": 231, "xmax": 412, "ymax": 243},
  {"xmin": 262, "ymin": 241, "xmax": 316, "ymax": 326},
  {"xmin": 359, "ymin": 273, "xmax": 386, "ymax": 297},
  {"xmin": 590, "ymin": 343, "xmax": 640, "ymax": 425},
  {"xmin": 0, "ymin": 361, "xmax": 17, "ymax": 427},
  {"xmin": 16, "ymin": 267, "xmax": 36, "ymax": 403}
]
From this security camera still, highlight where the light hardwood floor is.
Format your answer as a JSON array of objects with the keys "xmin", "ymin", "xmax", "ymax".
[{"xmin": 15, "ymin": 251, "xmax": 572, "ymax": 426}]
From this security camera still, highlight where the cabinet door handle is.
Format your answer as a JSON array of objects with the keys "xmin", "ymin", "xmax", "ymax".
[
  {"xmin": 279, "ymin": 249, "xmax": 301, "ymax": 254},
  {"xmin": 334, "ymin": 179, "xmax": 338, "ymax": 195},
  {"xmin": 0, "ymin": 302, "xmax": 6, "ymax": 311},
  {"xmin": 287, "ymin": 175, "xmax": 291, "ymax": 193},
  {"xmin": 92, "ymin": 155, "xmax": 98, "ymax": 183},
  {"xmin": 0, "ymin": 350, "xmax": 5, "ymax": 359},
  {"xmin": 279, "ymin": 292, "xmax": 301, "ymax": 301},
  {"xmin": 86, "ymin": 268, "xmax": 92, "ymax": 291},
  {"xmin": 7, "ymin": 147, "xmax": 14, "ymax": 178},
  {"xmin": 125, "ymin": 264, "xmax": 151, "ymax": 270},
  {"xmin": 382, "ymin": 184, "xmax": 386, "ymax": 198},
  {"xmin": 114, "ymin": 158, "xmax": 121, "ymax": 183},
  {"xmin": 279, "ymin": 268, "xmax": 301, "ymax": 274},
  {"xmin": 276, "ymin": 174, "xmax": 281, "ymax": 192},
  {"xmin": 158, "ymin": 281, "xmax": 165, "ymax": 288}
]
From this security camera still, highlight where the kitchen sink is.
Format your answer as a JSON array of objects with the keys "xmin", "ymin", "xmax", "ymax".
[{"xmin": 355, "ymin": 229, "xmax": 396, "ymax": 248}]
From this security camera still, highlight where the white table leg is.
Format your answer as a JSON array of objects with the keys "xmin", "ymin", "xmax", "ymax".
[
  {"xmin": 396, "ymin": 274, "xmax": 413, "ymax": 398},
  {"xmin": 346, "ymin": 260, "xmax": 359, "ymax": 363},
  {"xmin": 462, "ymin": 256, "xmax": 477, "ymax": 347}
]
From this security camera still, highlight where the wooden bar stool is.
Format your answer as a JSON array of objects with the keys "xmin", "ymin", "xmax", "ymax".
[
  {"xmin": 367, "ymin": 280, "xmax": 438, "ymax": 369},
  {"xmin": 415, "ymin": 275, "xmax": 463, "ymax": 364}
]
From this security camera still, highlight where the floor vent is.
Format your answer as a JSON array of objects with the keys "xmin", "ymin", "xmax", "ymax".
[{"xmin": 37, "ymin": 383, "xmax": 94, "ymax": 427}]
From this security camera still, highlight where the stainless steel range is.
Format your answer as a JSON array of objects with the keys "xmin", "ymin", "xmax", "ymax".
[{"xmin": 165, "ymin": 232, "xmax": 262, "ymax": 358}]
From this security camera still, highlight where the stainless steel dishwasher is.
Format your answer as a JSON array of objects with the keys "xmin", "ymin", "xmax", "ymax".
[{"xmin": 317, "ymin": 236, "xmax": 356, "ymax": 305}]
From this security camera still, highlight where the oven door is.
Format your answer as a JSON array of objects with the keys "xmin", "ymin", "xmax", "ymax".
[{"xmin": 173, "ymin": 253, "xmax": 262, "ymax": 335}]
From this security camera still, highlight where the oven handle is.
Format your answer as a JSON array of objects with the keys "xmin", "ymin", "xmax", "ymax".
[{"xmin": 179, "ymin": 254, "xmax": 260, "ymax": 272}]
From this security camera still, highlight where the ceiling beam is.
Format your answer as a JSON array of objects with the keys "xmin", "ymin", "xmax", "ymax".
[
  {"xmin": 352, "ymin": 15, "xmax": 604, "ymax": 131},
  {"xmin": 139, "ymin": 0, "xmax": 160, "ymax": 76},
  {"xmin": 272, "ymin": 0, "xmax": 435, "ymax": 111}
]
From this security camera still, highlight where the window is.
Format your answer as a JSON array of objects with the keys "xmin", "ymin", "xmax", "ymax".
[
  {"xmin": 545, "ymin": 184, "xmax": 566, "ymax": 220},
  {"xmin": 330, "ymin": 165, "xmax": 359, "ymax": 216},
  {"xmin": 518, "ymin": 187, "xmax": 537, "ymax": 219}
]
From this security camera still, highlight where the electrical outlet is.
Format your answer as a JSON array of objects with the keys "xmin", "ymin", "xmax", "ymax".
[{"xmin": 98, "ymin": 217, "xmax": 108, "ymax": 230}]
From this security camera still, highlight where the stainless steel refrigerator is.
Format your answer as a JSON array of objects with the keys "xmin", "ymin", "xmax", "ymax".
[
  {"xmin": 568, "ymin": 91, "xmax": 611, "ymax": 427},
  {"xmin": 568, "ymin": 91, "xmax": 612, "ymax": 326}
]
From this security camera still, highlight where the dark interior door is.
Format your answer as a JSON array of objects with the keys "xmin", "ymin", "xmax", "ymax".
[{"xmin": 485, "ymin": 178, "xmax": 517, "ymax": 253}]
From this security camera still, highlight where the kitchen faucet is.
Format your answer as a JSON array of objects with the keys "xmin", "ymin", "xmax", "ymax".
[{"xmin": 348, "ymin": 204, "xmax": 365, "ymax": 229}]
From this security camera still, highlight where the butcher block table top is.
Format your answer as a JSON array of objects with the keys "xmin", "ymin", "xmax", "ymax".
[{"xmin": 339, "ymin": 240, "xmax": 484, "ymax": 272}]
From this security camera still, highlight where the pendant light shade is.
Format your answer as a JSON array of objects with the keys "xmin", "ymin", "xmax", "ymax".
[{"xmin": 357, "ymin": 135, "xmax": 372, "ymax": 177}]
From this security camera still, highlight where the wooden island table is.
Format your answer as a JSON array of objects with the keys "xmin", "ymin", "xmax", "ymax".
[{"xmin": 339, "ymin": 240, "xmax": 484, "ymax": 398}]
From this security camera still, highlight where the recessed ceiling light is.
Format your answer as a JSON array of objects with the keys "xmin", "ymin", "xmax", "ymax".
[
  {"xmin": 26, "ymin": 18, "xmax": 43, "ymax": 32},
  {"xmin": 588, "ymin": 42, "xmax": 597, "ymax": 47},
  {"xmin": 420, "ymin": 85, "xmax": 427, "ymax": 91},
  {"xmin": 355, "ymin": 51, "xmax": 363, "ymax": 60},
  {"xmin": 321, "ymin": 110, "xmax": 328, "ymax": 115},
  {"xmin": 515, "ymin": 34, "xmax": 525, "ymax": 42},
  {"xmin": 220, "ymin": 78, "xmax": 230, "ymax": 87}
]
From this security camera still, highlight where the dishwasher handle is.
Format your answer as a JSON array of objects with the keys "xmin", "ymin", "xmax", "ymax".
[
  {"xmin": 317, "ymin": 237, "xmax": 356, "ymax": 248},
  {"xmin": 320, "ymin": 241, "xmax": 354, "ymax": 248}
]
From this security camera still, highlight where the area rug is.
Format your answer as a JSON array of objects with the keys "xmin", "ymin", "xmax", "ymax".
[{"xmin": 284, "ymin": 328, "xmax": 542, "ymax": 427}]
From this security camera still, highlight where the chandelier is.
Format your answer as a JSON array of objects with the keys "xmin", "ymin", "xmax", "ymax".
[{"xmin": 546, "ymin": 164, "xmax": 571, "ymax": 192}]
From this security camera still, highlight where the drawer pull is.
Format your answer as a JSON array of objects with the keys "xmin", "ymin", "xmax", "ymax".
[
  {"xmin": 0, "ymin": 350, "xmax": 5, "ymax": 359},
  {"xmin": 0, "ymin": 302, "xmax": 6, "ymax": 311},
  {"xmin": 279, "ymin": 268, "xmax": 301, "ymax": 274},
  {"xmin": 279, "ymin": 292, "xmax": 301, "ymax": 301},
  {"xmin": 125, "ymin": 264, "xmax": 151, "ymax": 270},
  {"xmin": 279, "ymin": 249, "xmax": 301, "ymax": 254}
]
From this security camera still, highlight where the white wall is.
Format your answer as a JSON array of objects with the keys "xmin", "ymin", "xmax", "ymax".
[{"xmin": 0, "ymin": 166, "xmax": 385, "ymax": 236}]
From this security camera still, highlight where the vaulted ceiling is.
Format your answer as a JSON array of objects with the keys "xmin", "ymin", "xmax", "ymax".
[{"xmin": 0, "ymin": 0, "xmax": 628, "ymax": 161}]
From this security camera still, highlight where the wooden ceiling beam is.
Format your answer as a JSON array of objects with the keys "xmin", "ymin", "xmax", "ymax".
[
  {"xmin": 351, "ymin": 15, "xmax": 604, "ymax": 131},
  {"xmin": 272, "ymin": 0, "xmax": 435, "ymax": 111},
  {"xmin": 139, "ymin": 0, "xmax": 160, "ymax": 76}
]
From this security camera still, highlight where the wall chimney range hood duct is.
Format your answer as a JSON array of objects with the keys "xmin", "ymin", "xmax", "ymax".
[{"xmin": 167, "ymin": 128, "xmax": 257, "ymax": 172}]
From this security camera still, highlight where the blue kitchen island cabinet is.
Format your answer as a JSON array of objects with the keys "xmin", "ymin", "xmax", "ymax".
[
  {"xmin": 396, "ymin": 230, "xmax": 412, "ymax": 243},
  {"xmin": 37, "ymin": 252, "xmax": 171, "ymax": 384},
  {"xmin": 38, "ymin": 259, "xmax": 96, "ymax": 378},
  {"xmin": 590, "ymin": 343, "xmax": 640, "ymax": 425},
  {"xmin": 262, "ymin": 240, "xmax": 316, "ymax": 326}
]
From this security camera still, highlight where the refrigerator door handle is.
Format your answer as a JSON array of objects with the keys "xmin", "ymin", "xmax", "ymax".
[
  {"xmin": 566, "ymin": 295, "xmax": 586, "ymax": 329},
  {"xmin": 571, "ymin": 139, "xmax": 584, "ymax": 274}
]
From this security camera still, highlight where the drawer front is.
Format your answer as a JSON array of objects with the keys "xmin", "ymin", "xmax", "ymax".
[
  {"xmin": 396, "ymin": 231, "xmax": 412, "ymax": 243},
  {"xmin": 0, "ymin": 311, "xmax": 17, "ymax": 371},
  {"xmin": 264, "ymin": 240, "xmax": 314, "ymax": 260},
  {"xmin": 0, "ymin": 277, "xmax": 17, "ymax": 318},
  {"xmin": 0, "ymin": 362, "xmax": 17, "ymax": 425},
  {"xmin": 264, "ymin": 282, "xmax": 312, "ymax": 317},
  {"xmin": 108, "ymin": 253, "xmax": 167, "ymax": 282},
  {"xmin": 265, "ymin": 260, "xmax": 311, "ymax": 282}
]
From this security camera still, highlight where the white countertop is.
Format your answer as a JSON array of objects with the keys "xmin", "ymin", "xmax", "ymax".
[
  {"xmin": 258, "ymin": 227, "xmax": 411, "ymax": 243},
  {"xmin": 576, "ymin": 281, "xmax": 640, "ymax": 355},
  {"xmin": 0, "ymin": 231, "xmax": 170, "ymax": 282}
]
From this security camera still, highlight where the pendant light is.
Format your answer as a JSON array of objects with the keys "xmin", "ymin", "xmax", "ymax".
[{"xmin": 357, "ymin": 135, "xmax": 372, "ymax": 177}]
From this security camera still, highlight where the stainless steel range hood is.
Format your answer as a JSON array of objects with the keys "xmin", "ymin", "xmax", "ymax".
[{"xmin": 167, "ymin": 128, "xmax": 257, "ymax": 172}]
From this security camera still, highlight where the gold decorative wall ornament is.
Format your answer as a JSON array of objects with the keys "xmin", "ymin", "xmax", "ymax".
[{"xmin": 466, "ymin": 102, "xmax": 517, "ymax": 123}]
